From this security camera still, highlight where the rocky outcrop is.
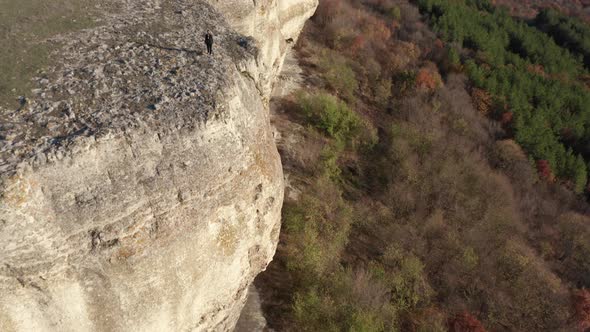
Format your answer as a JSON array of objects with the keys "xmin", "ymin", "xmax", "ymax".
[
  {"xmin": 0, "ymin": 0, "xmax": 316, "ymax": 331},
  {"xmin": 210, "ymin": 0, "xmax": 318, "ymax": 97}
]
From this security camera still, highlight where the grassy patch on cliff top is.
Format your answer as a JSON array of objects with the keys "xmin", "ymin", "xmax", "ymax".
[{"xmin": 0, "ymin": 0, "xmax": 117, "ymax": 108}]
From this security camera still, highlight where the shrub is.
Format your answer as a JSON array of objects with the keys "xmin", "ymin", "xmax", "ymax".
[
  {"xmin": 496, "ymin": 243, "xmax": 531, "ymax": 282},
  {"xmin": 319, "ymin": 53, "xmax": 359, "ymax": 100},
  {"xmin": 348, "ymin": 310, "xmax": 385, "ymax": 332},
  {"xmin": 282, "ymin": 176, "xmax": 354, "ymax": 281},
  {"xmin": 320, "ymin": 146, "xmax": 343, "ymax": 181},
  {"xmin": 462, "ymin": 247, "xmax": 479, "ymax": 271},
  {"xmin": 569, "ymin": 154, "xmax": 587, "ymax": 194},
  {"xmin": 374, "ymin": 78, "xmax": 392, "ymax": 108},
  {"xmin": 394, "ymin": 70, "xmax": 417, "ymax": 95},
  {"xmin": 448, "ymin": 46, "xmax": 460, "ymax": 66},
  {"xmin": 388, "ymin": 6, "xmax": 401, "ymax": 20},
  {"xmin": 388, "ymin": 254, "xmax": 432, "ymax": 310},
  {"xmin": 298, "ymin": 92, "xmax": 361, "ymax": 144},
  {"xmin": 283, "ymin": 201, "xmax": 327, "ymax": 278},
  {"xmin": 292, "ymin": 268, "xmax": 397, "ymax": 331},
  {"xmin": 293, "ymin": 288, "xmax": 339, "ymax": 331}
]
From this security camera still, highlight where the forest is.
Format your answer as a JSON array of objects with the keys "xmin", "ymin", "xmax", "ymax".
[
  {"xmin": 533, "ymin": 8, "xmax": 590, "ymax": 70},
  {"xmin": 257, "ymin": 0, "xmax": 590, "ymax": 330},
  {"xmin": 418, "ymin": 0, "xmax": 590, "ymax": 194}
]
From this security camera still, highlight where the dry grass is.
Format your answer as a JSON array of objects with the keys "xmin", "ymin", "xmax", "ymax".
[{"xmin": 0, "ymin": 0, "xmax": 118, "ymax": 108}]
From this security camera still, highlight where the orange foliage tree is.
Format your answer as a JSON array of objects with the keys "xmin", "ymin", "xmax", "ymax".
[
  {"xmin": 574, "ymin": 289, "xmax": 590, "ymax": 331},
  {"xmin": 448, "ymin": 312, "xmax": 487, "ymax": 332},
  {"xmin": 362, "ymin": 16, "xmax": 392, "ymax": 46},
  {"xmin": 435, "ymin": 38, "xmax": 444, "ymax": 49},
  {"xmin": 537, "ymin": 159, "xmax": 556, "ymax": 182},
  {"xmin": 348, "ymin": 35, "xmax": 366, "ymax": 57},
  {"xmin": 501, "ymin": 111, "xmax": 513, "ymax": 126},
  {"xmin": 472, "ymin": 88, "xmax": 493, "ymax": 115},
  {"xmin": 415, "ymin": 67, "xmax": 440, "ymax": 91}
]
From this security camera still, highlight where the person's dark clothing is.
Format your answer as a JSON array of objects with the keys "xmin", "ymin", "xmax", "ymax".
[{"xmin": 205, "ymin": 32, "xmax": 213, "ymax": 55}]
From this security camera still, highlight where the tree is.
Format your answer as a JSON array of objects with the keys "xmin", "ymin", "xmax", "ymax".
[
  {"xmin": 537, "ymin": 159, "xmax": 555, "ymax": 183},
  {"xmin": 416, "ymin": 67, "xmax": 440, "ymax": 90},
  {"xmin": 448, "ymin": 312, "xmax": 487, "ymax": 332},
  {"xmin": 573, "ymin": 289, "xmax": 590, "ymax": 331},
  {"xmin": 472, "ymin": 88, "xmax": 492, "ymax": 115},
  {"xmin": 314, "ymin": 0, "xmax": 342, "ymax": 27},
  {"xmin": 572, "ymin": 155, "xmax": 588, "ymax": 194},
  {"xmin": 448, "ymin": 46, "xmax": 460, "ymax": 65}
]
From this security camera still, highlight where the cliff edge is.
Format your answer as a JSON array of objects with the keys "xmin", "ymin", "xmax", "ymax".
[{"xmin": 0, "ymin": 0, "xmax": 316, "ymax": 330}]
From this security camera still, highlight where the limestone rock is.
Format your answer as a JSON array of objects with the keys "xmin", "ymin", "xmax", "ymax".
[
  {"xmin": 0, "ymin": 0, "xmax": 317, "ymax": 330},
  {"xmin": 210, "ymin": 0, "xmax": 318, "ymax": 97}
]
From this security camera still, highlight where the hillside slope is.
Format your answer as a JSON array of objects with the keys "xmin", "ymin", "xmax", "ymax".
[{"xmin": 257, "ymin": 0, "xmax": 590, "ymax": 330}]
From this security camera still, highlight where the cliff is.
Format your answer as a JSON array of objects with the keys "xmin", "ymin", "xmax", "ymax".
[{"xmin": 0, "ymin": 0, "xmax": 316, "ymax": 331}]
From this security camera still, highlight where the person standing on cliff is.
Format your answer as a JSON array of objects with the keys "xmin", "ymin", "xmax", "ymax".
[{"xmin": 205, "ymin": 30, "xmax": 214, "ymax": 55}]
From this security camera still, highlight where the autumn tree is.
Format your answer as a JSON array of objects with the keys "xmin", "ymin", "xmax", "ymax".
[
  {"xmin": 573, "ymin": 289, "xmax": 590, "ymax": 331},
  {"xmin": 537, "ymin": 159, "xmax": 556, "ymax": 183},
  {"xmin": 471, "ymin": 88, "xmax": 492, "ymax": 115},
  {"xmin": 448, "ymin": 312, "xmax": 487, "ymax": 332},
  {"xmin": 415, "ymin": 64, "xmax": 441, "ymax": 90}
]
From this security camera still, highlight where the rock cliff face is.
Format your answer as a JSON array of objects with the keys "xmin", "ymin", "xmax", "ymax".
[
  {"xmin": 210, "ymin": 0, "xmax": 318, "ymax": 97},
  {"xmin": 0, "ymin": 0, "xmax": 316, "ymax": 331}
]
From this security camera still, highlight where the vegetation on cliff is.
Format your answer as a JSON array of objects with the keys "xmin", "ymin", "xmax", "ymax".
[{"xmin": 258, "ymin": 0, "xmax": 590, "ymax": 330}]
